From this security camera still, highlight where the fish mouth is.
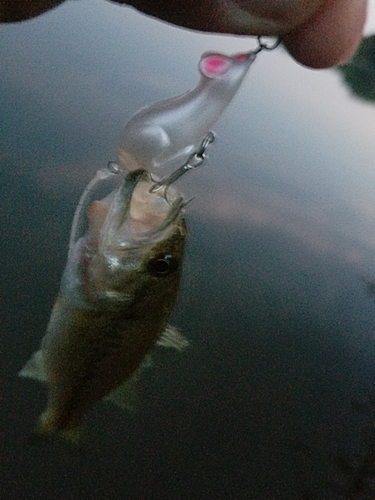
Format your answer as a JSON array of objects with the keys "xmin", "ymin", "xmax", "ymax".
[{"xmin": 101, "ymin": 169, "xmax": 184, "ymax": 249}]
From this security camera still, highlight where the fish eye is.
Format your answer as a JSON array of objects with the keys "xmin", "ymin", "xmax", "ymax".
[{"xmin": 149, "ymin": 254, "xmax": 179, "ymax": 276}]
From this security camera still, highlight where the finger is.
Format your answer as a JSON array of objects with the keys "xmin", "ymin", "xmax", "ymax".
[
  {"xmin": 282, "ymin": 0, "xmax": 367, "ymax": 68},
  {"xmin": 118, "ymin": 0, "xmax": 367, "ymax": 69},
  {"xmin": 0, "ymin": 0, "xmax": 65, "ymax": 22},
  {"xmin": 117, "ymin": 0, "xmax": 320, "ymax": 35}
]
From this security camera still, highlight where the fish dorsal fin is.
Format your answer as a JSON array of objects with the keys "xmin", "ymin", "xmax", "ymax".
[
  {"xmin": 157, "ymin": 325, "xmax": 189, "ymax": 351},
  {"xmin": 18, "ymin": 350, "xmax": 47, "ymax": 383}
]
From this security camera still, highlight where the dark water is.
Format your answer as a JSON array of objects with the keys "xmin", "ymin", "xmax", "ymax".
[{"xmin": 2, "ymin": 1, "xmax": 375, "ymax": 499}]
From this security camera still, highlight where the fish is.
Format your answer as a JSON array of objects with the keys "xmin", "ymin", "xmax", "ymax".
[
  {"xmin": 19, "ymin": 168, "xmax": 188, "ymax": 443},
  {"xmin": 117, "ymin": 50, "xmax": 256, "ymax": 173}
]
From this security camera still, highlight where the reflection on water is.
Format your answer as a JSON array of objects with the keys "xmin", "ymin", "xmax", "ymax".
[{"xmin": 1, "ymin": 1, "xmax": 375, "ymax": 498}]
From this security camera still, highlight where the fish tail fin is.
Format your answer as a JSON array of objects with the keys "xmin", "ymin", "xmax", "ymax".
[{"xmin": 30, "ymin": 410, "xmax": 82, "ymax": 446}]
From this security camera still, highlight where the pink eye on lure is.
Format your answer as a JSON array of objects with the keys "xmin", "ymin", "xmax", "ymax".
[
  {"xmin": 236, "ymin": 53, "xmax": 247, "ymax": 61},
  {"xmin": 200, "ymin": 55, "xmax": 231, "ymax": 77}
]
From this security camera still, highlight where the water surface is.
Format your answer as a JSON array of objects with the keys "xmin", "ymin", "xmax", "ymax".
[{"xmin": 2, "ymin": 2, "xmax": 375, "ymax": 498}]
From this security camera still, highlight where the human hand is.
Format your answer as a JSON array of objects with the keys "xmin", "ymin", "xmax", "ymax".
[
  {"xmin": 1, "ymin": 0, "xmax": 367, "ymax": 69},
  {"xmin": 120, "ymin": 0, "xmax": 367, "ymax": 68}
]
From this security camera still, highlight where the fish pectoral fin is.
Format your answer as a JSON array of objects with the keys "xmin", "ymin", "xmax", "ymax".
[
  {"xmin": 18, "ymin": 350, "xmax": 47, "ymax": 383},
  {"xmin": 157, "ymin": 325, "xmax": 189, "ymax": 351}
]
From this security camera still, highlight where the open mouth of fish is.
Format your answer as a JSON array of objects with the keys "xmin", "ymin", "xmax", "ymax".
[{"xmin": 98, "ymin": 169, "xmax": 185, "ymax": 251}]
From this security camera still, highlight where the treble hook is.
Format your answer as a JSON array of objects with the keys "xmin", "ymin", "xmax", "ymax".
[{"xmin": 149, "ymin": 131, "xmax": 215, "ymax": 195}]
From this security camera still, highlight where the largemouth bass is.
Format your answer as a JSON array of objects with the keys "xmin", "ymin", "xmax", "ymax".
[{"xmin": 19, "ymin": 168, "xmax": 188, "ymax": 442}]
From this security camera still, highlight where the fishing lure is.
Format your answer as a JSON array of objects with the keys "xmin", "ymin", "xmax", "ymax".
[{"xmin": 117, "ymin": 37, "xmax": 280, "ymax": 177}]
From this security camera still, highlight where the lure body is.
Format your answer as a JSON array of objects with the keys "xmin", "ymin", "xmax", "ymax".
[
  {"xmin": 19, "ymin": 169, "xmax": 187, "ymax": 440},
  {"xmin": 117, "ymin": 51, "xmax": 256, "ymax": 172}
]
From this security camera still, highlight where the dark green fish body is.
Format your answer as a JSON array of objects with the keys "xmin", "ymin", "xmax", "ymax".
[{"xmin": 20, "ymin": 169, "xmax": 187, "ymax": 441}]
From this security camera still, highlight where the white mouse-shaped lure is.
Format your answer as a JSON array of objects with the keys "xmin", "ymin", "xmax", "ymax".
[{"xmin": 117, "ymin": 50, "xmax": 257, "ymax": 173}]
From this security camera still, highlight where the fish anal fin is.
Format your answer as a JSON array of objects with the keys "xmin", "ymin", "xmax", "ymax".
[
  {"xmin": 104, "ymin": 327, "xmax": 188, "ymax": 411},
  {"xmin": 104, "ymin": 375, "xmax": 139, "ymax": 411},
  {"xmin": 157, "ymin": 325, "xmax": 189, "ymax": 351},
  {"xmin": 104, "ymin": 352, "xmax": 155, "ymax": 411},
  {"xmin": 18, "ymin": 350, "xmax": 47, "ymax": 383}
]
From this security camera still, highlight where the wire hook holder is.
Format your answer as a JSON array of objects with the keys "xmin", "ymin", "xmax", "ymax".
[
  {"xmin": 149, "ymin": 131, "xmax": 215, "ymax": 194},
  {"xmin": 254, "ymin": 36, "xmax": 281, "ymax": 55}
]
